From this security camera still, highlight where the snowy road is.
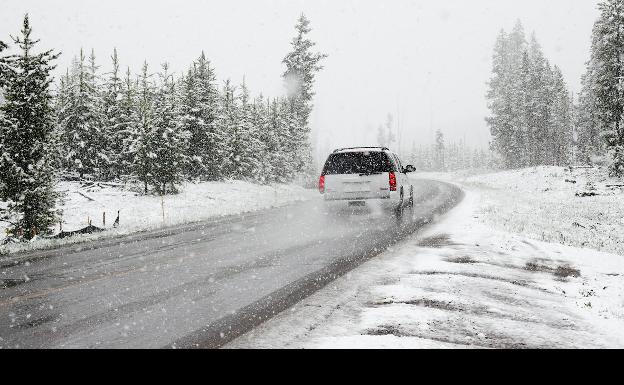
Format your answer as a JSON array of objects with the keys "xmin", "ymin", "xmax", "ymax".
[{"xmin": 0, "ymin": 179, "xmax": 461, "ymax": 349}]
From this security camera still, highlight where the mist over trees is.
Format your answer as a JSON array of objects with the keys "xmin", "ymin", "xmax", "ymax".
[
  {"xmin": 377, "ymin": 114, "xmax": 396, "ymax": 149},
  {"xmin": 408, "ymin": 131, "xmax": 494, "ymax": 172},
  {"xmin": 0, "ymin": 13, "xmax": 325, "ymax": 238}
]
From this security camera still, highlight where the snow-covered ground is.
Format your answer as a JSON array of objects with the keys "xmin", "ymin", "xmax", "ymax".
[
  {"xmin": 229, "ymin": 168, "xmax": 624, "ymax": 349},
  {"xmin": 0, "ymin": 180, "xmax": 315, "ymax": 255},
  {"xmin": 433, "ymin": 166, "xmax": 624, "ymax": 256}
]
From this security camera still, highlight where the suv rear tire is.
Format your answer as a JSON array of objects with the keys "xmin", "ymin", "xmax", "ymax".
[{"xmin": 394, "ymin": 188, "xmax": 404, "ymax": 219}]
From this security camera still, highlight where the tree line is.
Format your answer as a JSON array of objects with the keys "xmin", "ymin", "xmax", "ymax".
[
  {"xmin": 408, "ymin": 129, "xmax": 495, "ymax": 172},
  {"xmin": 0, "ymin": 14, "xmax": 325, "ymax": 239},
  {"xmin": 486, "ymin": 21, "xmax": 574, "ymax": 170},
  {"xmin": 577, "ymin": 0, "xmax": 624, "ymax": 177},
  {"xmin": 487, "ymin": 1, "xmax": 624, "ymax": 178}
]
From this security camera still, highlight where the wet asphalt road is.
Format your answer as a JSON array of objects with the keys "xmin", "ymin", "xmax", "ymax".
[{"xmin": 0, "ymin": 179, "xmax": 462, "ymax": 349}]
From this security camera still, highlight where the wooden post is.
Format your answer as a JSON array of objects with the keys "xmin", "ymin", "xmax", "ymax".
[
  {"xmin": 161, "ymin": 195, "xmax": 165, "ymax": 224},
  {"xmin": 103, "ymin": 211, "xmax": 106, "ymax": 227}
]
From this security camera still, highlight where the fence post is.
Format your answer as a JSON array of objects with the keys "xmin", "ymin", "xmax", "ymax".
[{"xmin": 161, "ymin": 195, "xmax": 165, "ymax": 224}]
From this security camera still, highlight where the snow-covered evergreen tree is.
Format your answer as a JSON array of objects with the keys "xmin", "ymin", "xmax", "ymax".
[
  {"xmin": 58, "ymin": 49, "xmax": 104, "ymax": 178},
  {"xmin": 486, "ymin": 30, "xmax": 514, "ymax": 168},
  {"xmin": 549, "ymin": 67, "xmax": 574, "ymax": 166},
  {"xmin": 281, "ymin": 96, "xmax": 309, "ymax": 176},
  {"xmin": 219, "ymin": 79, "xmax": 239, "ymax": 177},
  {"xmin": 179, "ymin": 52, "xmax": 221, "ymax": 180},
  {"xmin": 235, "ymin": 79, "xmax": 263, "ymax": 180},
  {"xmin": 435, "ymin": 129, "xmax": 445, "ymax": 171},
  {"xmin": 131, "ymin": 62, "xmax": 156, "ymax": 193},
  {"xmin": 581, "ymin": 0, "xmax": 624, "ymax": 176},
  {"xmin": 117, "ymin": 67, "xmax": 139, "ymax": 179},
  {"xmin": 0, "ymin": 15, "xmax": 59, "ymax": 239},
  {"xmin": 150, "ymin": 63, "xmax": 188, "ymax": 194},
  {"xmin": 527, "ymin": 35, "xmax": 553, "ymax": 166},
  {"xmin": 577, "ymin": 62, "xmax": 603, "ymax": 163},
  {"xmin": 282, "ymin": 14, "xmax": 326, "ymax": 177},
  {"xmin": 101, "ymin": 48, "xmax": 126, "ymax": 180},
  {"xmin": 486, "ymin": 21, "xmax": 574, "ymax": 169},
  {"xmin": 0, "ymin": 40, "xmax": 8, "ymax": 88},
  {"xmin": 265, "ymin": 97, "xmax": 292, "ymax": 183},
  {"xmin": 250, "ymin": 94, "xmax": 272, "ymax": 183},
  {"xmin": 376, "ymin": 114, "xmax": 396, "ymax": 149}
]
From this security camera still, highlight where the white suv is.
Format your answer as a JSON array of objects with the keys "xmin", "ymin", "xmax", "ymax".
[{"xmin": 319, "ymin": 147, "xmax": 416, "ymax": 215}]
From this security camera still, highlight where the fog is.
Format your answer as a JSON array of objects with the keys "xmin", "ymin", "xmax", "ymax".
[{"xmin": 1, "ymin": 0, "xmax": 601, "ymax": 161}]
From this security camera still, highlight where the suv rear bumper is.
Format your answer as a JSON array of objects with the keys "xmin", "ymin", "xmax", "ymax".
[
  {"xmin": 324, "ymin": 196, "xmax": 390, "ymax": 201},
  {"xmin": 323, "ymin": 190, "xmax": 399, "ymax": 202}
]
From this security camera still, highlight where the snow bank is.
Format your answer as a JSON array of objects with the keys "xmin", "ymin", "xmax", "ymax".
[{"xmin": 1, "ymin": 180, "xmax": 315, "ymax": 255}]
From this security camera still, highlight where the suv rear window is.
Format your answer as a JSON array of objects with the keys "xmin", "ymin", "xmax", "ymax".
[{"xmin": 322, "ymin": 151, "xmax": 396, "ymax": 175}]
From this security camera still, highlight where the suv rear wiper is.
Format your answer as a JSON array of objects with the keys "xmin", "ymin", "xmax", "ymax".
[{"xmin": 359, "ymin": 172, "xmax": 383, "ymax": 176}]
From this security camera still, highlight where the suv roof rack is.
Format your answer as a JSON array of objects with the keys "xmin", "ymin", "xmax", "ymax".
[{"xmin": 333, "ymin": 147, "xmax": 390, "ymax": 153}]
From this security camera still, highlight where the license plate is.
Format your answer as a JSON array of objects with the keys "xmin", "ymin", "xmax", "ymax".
[{"xmin": 344, "ymin": 182, "xmax": 370, "ymax": 193}]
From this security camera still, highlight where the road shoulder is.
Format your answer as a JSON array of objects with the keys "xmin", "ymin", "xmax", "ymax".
[{"xmin": 227, "ymin": 188, "xmax": 624, "ymax": 349}]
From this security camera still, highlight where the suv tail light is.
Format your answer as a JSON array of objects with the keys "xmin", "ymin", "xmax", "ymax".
[
  {"xmin": 319, "ymin": 175, "xmax": 325, "ymax": 194},
  {"xmin": 389, "ymin": 172, "xmax": 397, "ymax": 191}
]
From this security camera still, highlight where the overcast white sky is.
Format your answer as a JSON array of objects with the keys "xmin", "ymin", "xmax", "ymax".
[{"xmin": 1, "ymin": 0, "xmax": 602, "ymax": 160}]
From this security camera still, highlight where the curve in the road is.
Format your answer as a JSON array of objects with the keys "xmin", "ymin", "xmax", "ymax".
[{"xmin": 0, "ymin": 180, "xmax": 463, "ymax": 349}]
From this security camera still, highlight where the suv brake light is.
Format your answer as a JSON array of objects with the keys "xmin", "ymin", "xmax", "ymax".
[
  {"xmin": 319, "ymin": 175, "xmax": 325, "ymax": 194},
  {"xmin": 389, "ymin": 172, "xmax": 397, "ymax": 191}
]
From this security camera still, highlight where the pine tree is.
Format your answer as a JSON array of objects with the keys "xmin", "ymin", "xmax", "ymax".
[
  {"xmin": 0, "ymin": 40, "xmax": 8, "ymax": 88},
  {"xmin": 577, "ymin": 63, "xmax": 602, "ymax": 163},
  {"xmin": 282, "ymin": 14, "xmax": 327, "ymax": 177},
  {"xmin": 582, "ymin": 0, "xmax": 624, "ymax": 176},
  {"xmin": 150, "ymin": 63, "xmax": 188, "ymax": 194},
  {"xmin": 58, "ymin": 49, "xmax": 103, "ymax": 178},
  {"xmin": 377, "ymin": 125, "xmax": 387, "ymax": 147},
  {"xmin": 0, "ymin": 15, "xmax": 59, "ymax": 239},
  {"xmin": 101, "ymin": 48, "xmax": 126, "ymax": 180},
  {"xmin": 549, "ymin": 67, "xmax": 574, "ymax": 166},
  {"xmin": 261, "ymin": 97, "xmax": 284, "ymax": 183},
  {"xmin": 117, "ymin": 67, "xmax": 139, "ymax": 179},
  {"xmin": 486, "ymin": 30, "xmax": 515, "ymax": 168},
  {"xmin": 0, "ymin": 39, "xmax": 9, "ymax": 197},
  {"xmin": 219, "ymin": 79, "xmax": 239, "ymax": 177},
  {"xmin": 435, "ymin": 129, "xmax": 445, "ymax": 171},
  {"xmin": 180, "ymin": 52, "xmax": 221, "ymax": 180},
  {"xmin": 131, "ymin": 62, "xmax": 156, "ymax": 193},
  {"xmin": 528, "ymin": 35, "xmax": 553, "ymax": 166},
  {"xmin": 87, "ymin": 49, "xmax": 107, "ymax": 178},
  {"xmin": 266, "ymin": 97, "xmax": 292, "ymax": 182},
  {"xmin": 251, "ymin": 94, "xmax": 273, "ymax": 183},
  {"xmin": 236, "ymin": 80, "xmax": 264, "ymax": 180},
  {"xmin": 376, "ymin": 114, "xmax": 396, "ymax": 148}
]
